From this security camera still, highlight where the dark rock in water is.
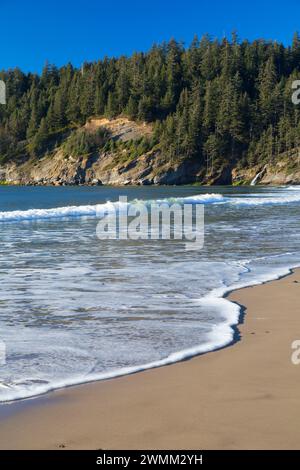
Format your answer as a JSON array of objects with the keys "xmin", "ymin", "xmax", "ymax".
[{"xmin": 211, "ymin": 166, "xmax": 233, "ymax": 185}]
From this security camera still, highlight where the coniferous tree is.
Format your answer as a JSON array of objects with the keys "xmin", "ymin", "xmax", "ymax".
[{"xmin": 1, "ymin": 34, "xmax": 300, "ymax": 175}]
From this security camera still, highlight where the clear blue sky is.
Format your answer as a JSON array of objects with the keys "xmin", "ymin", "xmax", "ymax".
[{"xmin": 2, "ymin": 0, "xmax": 300, "ymax": 73}]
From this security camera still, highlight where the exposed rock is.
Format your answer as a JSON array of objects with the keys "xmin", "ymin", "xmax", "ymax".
[
  {"xmin": 1, "ymin": 118, "xmax": 300, "ymax": 186},
  {"xmin": 232, "ymin": 150, "xmax": 300, "ymax": 186},
  {"xmin": 205, "ymin": 165, "xmax": 233, "ymax": 185},
  {"xmin": 84, "ymin": 117, "xmax": 152, "ymax": 142}
]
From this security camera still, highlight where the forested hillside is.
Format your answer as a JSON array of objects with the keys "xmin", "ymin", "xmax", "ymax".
[{"xmin": 1, "ymin": 33, "xmax": 300, "ymax": 184}]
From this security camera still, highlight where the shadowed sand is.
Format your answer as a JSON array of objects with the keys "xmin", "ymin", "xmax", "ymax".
[{"xmin": 0, "ymin": 269, "xmax": 300, "ymax": 449}]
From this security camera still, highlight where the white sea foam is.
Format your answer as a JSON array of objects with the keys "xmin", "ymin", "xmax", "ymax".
[
  {"xmin": 1, "ymin": 185, "xmax": 300, "ymax": 403},
  {"xmin": 1, "ymin": 188, "xmax": 300, "ymax": 223},
  {"xmin": 230, "ymin": 194, "xmax": 300, "ymax": 206},
  {"xmin": 155, "ymin": 193, "xmax": 227, "ymax": 205},
  {"xmin": 0, "ymin": 202, "xmax": 111, "ymax": 222},
  {"xmin": 0, "ymin": 194, "xmax": 225, "ymax": 223},
  {"xmin": 0, "ymin": 260, "xmax": 299, "ymax": 403}
]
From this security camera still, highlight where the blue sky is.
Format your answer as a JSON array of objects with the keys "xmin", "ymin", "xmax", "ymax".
[{"xmin": 2, "ymin": 0, "xmax": 300, "ymax": 72}]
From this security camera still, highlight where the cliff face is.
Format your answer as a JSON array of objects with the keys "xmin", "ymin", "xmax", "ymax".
[
  {"xmin": 232, "ymin": 151, "xmax": 300, "ymax": 186},
  {"xmin": 1, "ymin": 118, "xmax": 300, "ymax": 186},
  {"xmin": 0, "ymin": 148, "xmax": 206, "ymax": 186}
]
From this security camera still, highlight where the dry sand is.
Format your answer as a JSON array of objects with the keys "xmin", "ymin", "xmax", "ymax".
[{"xmin": 0, "ymin": 269, "xmax": 300, "ymax": 450}]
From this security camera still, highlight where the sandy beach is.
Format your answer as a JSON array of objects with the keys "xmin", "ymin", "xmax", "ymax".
[{"xmin": 0, "ymin": 269, "xmax": 300, "ymax": 450}]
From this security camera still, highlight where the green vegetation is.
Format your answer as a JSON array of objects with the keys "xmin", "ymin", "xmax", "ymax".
[
  {"xmin": 62, "ymin": 127, "xmax": 110, "ymax": 157},
  {"xmin": 106, "ymin": 136, "xmax": 157, "ymax": 157},
  {"xmin": 2, "ymin": 33, "xmax": 300, "ymax": 172},
  {"xmin": 101, "ymin": 137, "xmax": 158, "ymax": 170}
]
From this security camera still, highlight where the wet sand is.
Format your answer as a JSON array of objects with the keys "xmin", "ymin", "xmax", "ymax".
[{"xmin": 0, "ymin": 269, "xmax": 300, "ymax": 449}]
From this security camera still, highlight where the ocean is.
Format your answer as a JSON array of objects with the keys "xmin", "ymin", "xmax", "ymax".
[{"xmin": 0, "ymin": 184, "xmax": 300, "ymax": 402}]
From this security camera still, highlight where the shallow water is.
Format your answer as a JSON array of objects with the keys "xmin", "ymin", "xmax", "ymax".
[{"xmin": 0, "ymin": 184, "xmax": 299, "ymax": 402}]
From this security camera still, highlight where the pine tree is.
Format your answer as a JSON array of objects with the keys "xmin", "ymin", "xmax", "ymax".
[
  {"xmin": 258, "ymin": 56, "xmax": 278, "ymax": 127},
  {"xmin": 105, "ymin": 91, "xmax": 118, "ymax": 118},
  {"xmin": 30, "ymin": 118, "xmax": 49, "ymax": 157},
  {"xmin": 2, "ymin": 33, "xmax": 300, "ymax": 174}
]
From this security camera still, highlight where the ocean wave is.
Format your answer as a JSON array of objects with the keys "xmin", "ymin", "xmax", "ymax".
[
  {"xmin": 286, "ymin": 185, "xmax": 300, "ymax": 191},
  {"xmin": 2, "ymin": 187, "xmax": 300, "ymax": 223},
  {"xmin": 1, "ymin": 261, "xmax": 299, "ymax": 403},
  {"xmin": 2, "ymin": 189, "xmax": 300, "ymax": 223},
  {"xmin": 229, "ymin": 193, "xmax": 300, "ymax": 206},
  {"xmin": 0, "ymin": 194, "xmax": 225, "ymax": 223},
  {"xmin": 154, "ymin": 193, "xmax": 227, "ymax": 205},
  {"xmin": 0, "ymin": 202, "xmax": 118, "ymax": 223}
]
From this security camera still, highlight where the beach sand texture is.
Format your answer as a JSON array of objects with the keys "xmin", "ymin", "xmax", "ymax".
[{"xmin": 0, "ymin": 269, "xmax": 299, "ymax": 450}]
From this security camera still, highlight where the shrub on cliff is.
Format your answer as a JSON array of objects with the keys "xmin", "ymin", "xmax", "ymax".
[{"xmin": 62, "ymin": 127, "xmax": 110, "ymax": 157}]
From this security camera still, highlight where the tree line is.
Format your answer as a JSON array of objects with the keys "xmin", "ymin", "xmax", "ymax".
[{"xmin": 1, "ymin": 32, "xmax": 300, "ymax": 170}]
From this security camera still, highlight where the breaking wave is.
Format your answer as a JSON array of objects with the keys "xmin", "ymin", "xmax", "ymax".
[{"xmin": 1, "ymin": 188, "xmax": 300, "ymax": 223}]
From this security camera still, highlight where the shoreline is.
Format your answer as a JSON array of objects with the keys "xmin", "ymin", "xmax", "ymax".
[
  {"xmin": 1, "ymin": 268, "xmax": 300, "ymax": 449},
  {"xmin": 0, "ymin": 265, "xmax": 297, "ymax": 404},
  {"xmin": 1, "ymin": 183, "xmax": 300, "ymax": 188}
]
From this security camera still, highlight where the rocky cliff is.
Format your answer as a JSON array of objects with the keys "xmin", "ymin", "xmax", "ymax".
[{"xmin": 1, "ymin": 118, "xmax": 300, "ymax": 186}]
